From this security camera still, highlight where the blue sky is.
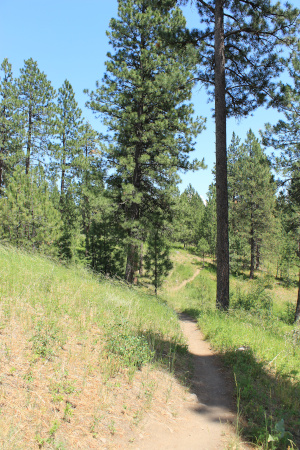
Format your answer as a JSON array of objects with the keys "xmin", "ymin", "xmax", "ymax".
[{"xmin": 1, "ymin": 0, "xmax": 286, "ymax": 200}]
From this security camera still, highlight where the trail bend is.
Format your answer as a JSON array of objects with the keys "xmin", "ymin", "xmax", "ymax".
[{"xmin": 170, "ymin": 267, "xmax": 201, "ymax": 292}]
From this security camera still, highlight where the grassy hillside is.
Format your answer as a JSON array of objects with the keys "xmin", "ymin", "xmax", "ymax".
[
  {"xmin": 0, "ymin": 246, "xmax": 189, "ymax": 449},
  {"xmin": 164, "ymin": 248, "xmax": 300, "ymax": 449}
]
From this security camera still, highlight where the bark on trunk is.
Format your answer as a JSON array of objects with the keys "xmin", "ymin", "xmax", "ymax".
[
  {"xmin": 26, "ymin": 110, "xmax": 32, "ymax": 175},
  {"xmin": 295, "ymin": 269, "xmax": 300, "ymax": 323},
  {"xmin": 61, "ymin": 135, "xmax": 66, "ymax": 195},
  {"xmin": 139, "ymin": 242, "xmax": 143, "ymax": 276},
  {"xmin": 61, "ymin": 167, "xmax": 65, "ymax": 195},
  {"xmin": 214, "ymin": 0, "xmax": 229, "ymax": 310},
  {"xmin": 125, "ymin": 242, "xmax": 138, "ymax": 283},
  {"xmin": 0, "ymin": 158, "xmax": 3, "ymax": 194},
  {"xmin": 249, "ymin": 227, "xmax": 255, "ymax": 279},
  {"xmin": 255, "ymin": 242, "xmax": 260, "ymax": 270}
]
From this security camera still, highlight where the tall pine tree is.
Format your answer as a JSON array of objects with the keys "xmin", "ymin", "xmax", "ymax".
[
  {"xmin": 16, "ymin": 58, "xmax": 55, "ymax": 174},
  {"xmin": 0, "ymin": 59, "xmax": 23, "ymax": 194},
  {"xmin": 228, "ymin": 130, "xmax": 276, "ymax": 278},
  {"xmin": 263, "ymin": 40, "xmax": 300, "ymax": 321},
  {"xmin": 86, "ymin": 0, "xmax": 205, "ymax": 283},
  {"xmin": 178, "ymin": 0, "xmax": 299, "ymax": 309}
]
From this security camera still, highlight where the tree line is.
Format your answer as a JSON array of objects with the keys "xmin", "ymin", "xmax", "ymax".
[{"xmin": 1, "ymin": 0, "xmax": 300, "ymax": 321}]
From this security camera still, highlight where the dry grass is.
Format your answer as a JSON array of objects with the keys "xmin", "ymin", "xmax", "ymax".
[{"xmin": 0, "ymin": 246, "xmax": 191, "ymax": 449}]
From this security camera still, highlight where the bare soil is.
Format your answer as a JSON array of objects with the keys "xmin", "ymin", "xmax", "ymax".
[{"xmin": 135, "ymin": 313, "xmax": 244, "ymax": 450}]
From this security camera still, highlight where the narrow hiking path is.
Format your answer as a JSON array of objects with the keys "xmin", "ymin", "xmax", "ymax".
[
  {"xmin": 170, "ymin": 267, "xmax": 201, "ymax": 292},
  {"xmin": 134, "ymin": 263, "xmax": 246, "ymax": 449},
  {"xmin": 136, "ymin": 313, "xmax": 245, "ymax": 450}
]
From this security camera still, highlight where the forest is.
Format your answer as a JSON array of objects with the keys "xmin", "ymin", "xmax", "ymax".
[
  {"xmin": 1, "ymin": 1, "xmax": 300, "ymax": 448},
  {"xmin": 0, "ymin": 0, "xmax": 300, "ymax": 319}
]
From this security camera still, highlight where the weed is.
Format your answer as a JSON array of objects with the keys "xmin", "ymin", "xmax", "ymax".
[
  {"xmin": 108, "ymin": 420, "xmax": 116, "ymax": 435},
  {"xmin": 266, "ymin": 417, "xmax": 297, "ymax": 449},
  {"xmin": 281, "ymin": 301, "xmax": 297, "ymax": 325},
  {"xmin": 90, "ymin": 414, "xmax": 103, "ymax": 437},
  {"xmin": 48, "ymin": 419, "xmax": 60, "ymax": 437},
  {"xmin": 23, "ymin": 370, "xmax": 33, "ymax": 383},
  {"xmin": 49, "ymin": 379, "xmax": 76, "ymax": 403},
  {"xmin": 63, "ymin": 401, "xmax": 73, "ymax": 422},
  {"xmin": 105, "ymin": 322, "xmax": 154, "ymax": 372},
  {"xmin": 30, "ymin": 319, "xmax": 66, "ymax": 359},
  {"xmin": 132, "ymin": 410, "xmax": 143, "ymax": 426},
  {"xmin": 4, "ymin": 343, "xmax": 10, "ymax": 359},
  {"xmin": 231, "ymin": 279, "xmax": 273, "ymax": 315},
  {"xmin": 165, "ymin": 381, "xmax": 173, "ymax": 403},
  {"xmin": 35, "ymin": 420, "xmax": 60, "ymax": 448}
]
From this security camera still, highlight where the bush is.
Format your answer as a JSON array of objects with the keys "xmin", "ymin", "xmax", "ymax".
[
  {"xmin": 105, "ymin": 321, "xmax": 154, "ymax": 370},
  {"xmin": 231, "ymin": 279, "xmax": 273, "ymax": 314}
]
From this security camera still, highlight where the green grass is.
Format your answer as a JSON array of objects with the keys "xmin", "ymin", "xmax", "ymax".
[
  {"xmin": 164, "ymin": 250, "xmax": 300, "ymax": 449},
  {"xmin": 0, "ymin": 245, "xmax": 183, "ymax": 351},
  {"xmin": 0, "ymin": 245, "xmax": 188, "ymax": 448}
]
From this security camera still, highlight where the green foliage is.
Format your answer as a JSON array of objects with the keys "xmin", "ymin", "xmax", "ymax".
[
  {"xmin": 86, "ymin": 0, "xmax": 205, "ymax": 282},
  {"xmin": 58, "ymin": 188, "xmax": 83, "ymax": 261},
  {"xmin": 144, "ymin": 214, "xmax": 173, "ymax": 294},
  {"xmin": 16, "ymin": 58, "xmax": 56, "ymax": 173},
  {"xmin": 52, "ymin": 79, "xmax": 83, "ymax": 194},
  {"xmin": 105, "ymin": 321, "xmax": 154, "ymax": 370},
  {"xmin": 0, "ymin": 58, "xmax": 23, "ymax": 192},
  {"xmin": 228, "ymin": 130, "xmax": 277, "ymax": 277},
  {"xmin": 30, "ymin": 319, "xmax": 66, "ymax": 360},
  {"xmin": 199, "ymin": 183, "xmax": 217, "ymax": 257},
  {"xmin": 0, "ymin": 166, "xmax": 62, "ymax": 254},
  {"xmin": 280, "ymin": 301, "xmax": 297, "ymax": 325},
  {"xmin": 190, "ymin": 0, "xmax": 299, "ymax": 118},
  {"xmin": 231, "ymin": 279, "xmax": 273, "ymax": 315},
  {"xmin": 174, "ymin": 184, "xmax": 205, "ymax": 247},
  {"xmin": 196, "ymin": 237, "xmax": 209, "ymax": 265},
  {"xmin": 267, "ymin": 419, "xmax": 294, "ymax": 449},
  {"xmin": 263, "ymin": 40, "xmax": 300, "ymax": 323}
]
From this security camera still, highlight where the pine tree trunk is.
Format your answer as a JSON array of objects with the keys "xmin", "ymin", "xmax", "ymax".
[
  {"xmin": 139, "ymin": 242, "xmax": 143, "ymax": 276},
  {"xmin": 215, "ymin": 0, "xmax": 229, "ymax": 310},
  {"xmin": 26, "ymin": 110, "xmax": 32, "ymax": 175},
  {"xmin": 0, "ymin": 157, "xmax": 3, "ymax": 194},
  {"xmin": 250, "ymin": 228, "xmax": 255, "ymax": 279},
  {"xmin": 61, "ymin": 137, "xmax": 66, "ymax": 195},
  {"xmin": 125, "ymin": 242, "xmax": 138, "ymax": 283},
  {"xmin": 255, "ymin": 242, "xmax": 260, "ymax": 270},
  {"xmin": 154, "ymin": 233, "xmax": 158, "ymax": 296},
  {"xmin": 295, "ymin": 269, "xmax": 300, "ymax": 323}
]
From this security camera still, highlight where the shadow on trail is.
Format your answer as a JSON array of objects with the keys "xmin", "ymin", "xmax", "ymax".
[
  {"xmin": 144, "ymin": 313, "xmax": 300, "ymax": 448},
  {"xmin": 142, "ymin": 314, "xmax": 236, "ymax": 424},
  {"xmin": 178, "ymin": 314, "xmax": 236, "ymax": 417}
]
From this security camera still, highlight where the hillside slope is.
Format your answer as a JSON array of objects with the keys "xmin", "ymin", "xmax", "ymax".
[{"xmin": 0, "ymin": 246, "xmax": 191, "ymax": 449}]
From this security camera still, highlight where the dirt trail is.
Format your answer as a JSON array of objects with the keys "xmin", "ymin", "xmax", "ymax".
[
  {"xmin": 134, "ymin": 267, "xmax": 245, "ymax": 450},
  {"xmin": 135, "ymin": 312, "xmax": 244, "ymax": 450},
  {"xmin": 171, "ymin": 267, "xmax": 201, "ymax": 292}
]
